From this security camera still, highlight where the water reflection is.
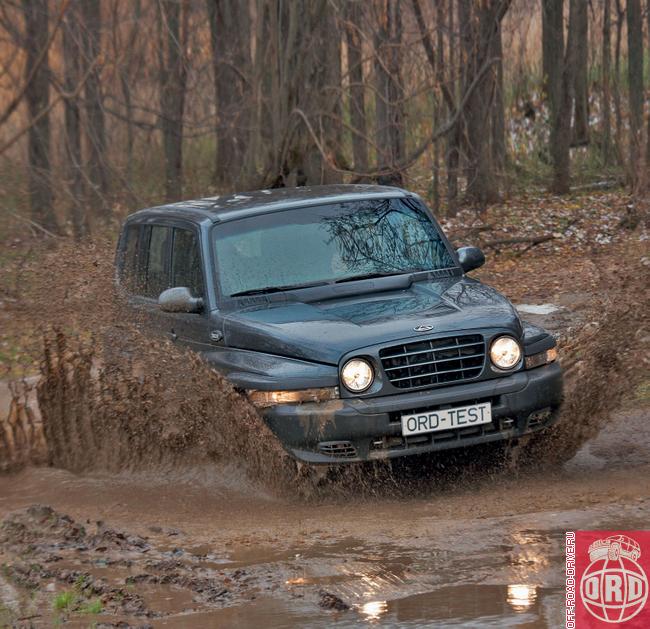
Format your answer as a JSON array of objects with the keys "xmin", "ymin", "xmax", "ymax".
[
  {"xmin": 359, "ymin": 600, "xmax": 388, "ymax": 621},
  {"xmin": 507, "ymin": 583, "xmax": 538, "ymax": 611}
]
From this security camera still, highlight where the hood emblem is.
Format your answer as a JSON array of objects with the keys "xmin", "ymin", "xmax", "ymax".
[{"xmin": 413, "ymin": 324, "xmax": 434, "ymax": 332}]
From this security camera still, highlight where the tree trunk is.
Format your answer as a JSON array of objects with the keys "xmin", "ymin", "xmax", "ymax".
[
  {"xmin": 63, "ymin": 1, "xmax": 87, "ymax": 238},
  {"xmin": 550, "ymin": 0, "xmax": 579, "ymax": 193},
  {"xmin": 613, "ymin": 0, "xmax": 624, "ymax": 161},
  {"xmin": 345, "ymin": 1, "xmax": 368, "ymax": 173},
  {"xmin": 433, "ymin": 0, "xmax": 446, "ymax": 212},
  {"xmin": 312, "ymin": 4, "xmax": 343, "ymax": 184},
  {"xmin": 81, "ymin": 0, "xmax": 110, "ymax": 221},
  {"xmin": 447, "ymin": 0, "xmax": 459, "ymax": 212},
  {"xmin": 647, "ymin": 0, "xmax": 650, "ymax": 168},
  {"xmin": 206, "ymin": 0, "xmax": 250, "ymax": 189},
  {"xmin": 461, "ymin": 0, "xmax": 508, "ymax": 206},
  {"xmin": 572, "ymin": 0, "xmax": 589, "ymax": 146},
  {"xmin": 601, "ymin": 0, "xmax": 612, "ymax": 164},
  {"xmin": 491, "ymin": 17, "xmax": 506, "ymax": 175},
  {"xmin": 626, "ymin": 0, "xmax": 643, "ymax": 188},
  {"xmin": 119, "ymin": 0, "xmax": 141, "ymax": 191},
  {"xmin": 159, "ymin": 0, "xmax": 187, "ymax": 201},
  {"xmin": 374, "ymin": 0, "xmax": 404, "ymax": 185},
  {"xmin": 21, "ymin": 0, "xmax": 57, "ymax": 234},
  {"xmin": 542, "ymin": 0, "xmax": 564, "ymax": 117}
]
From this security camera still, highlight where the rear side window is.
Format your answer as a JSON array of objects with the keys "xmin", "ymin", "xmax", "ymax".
[
  {"xmin": 145, "ymin": 225, "xmax": 172, "ymax": 298},
  {"xmin": 171, "ymin": 228, "xmax": 204, "ymax": 297},
  {"xmin": 120, "ymin": 224, "xmax": 140, "ymax": 292}
]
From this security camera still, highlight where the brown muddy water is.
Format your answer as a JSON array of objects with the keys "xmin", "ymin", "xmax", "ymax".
[{"xmin": 0, "ymin": 405, "xmax": 649, "ymax": 628}]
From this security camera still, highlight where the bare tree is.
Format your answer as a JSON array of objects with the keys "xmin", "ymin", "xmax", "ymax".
[
  {"xmin": 460, "ymin": 0, "xmax": 510, "ymax": 205},
  {"xmin": 647, "ymin": 0, "xmax": 650, "ymax": 167},
  {"xmin": 374, "ymin": 0, "xmax": 405, "ymax": 185},
  {"xmin": 447, "ymin": 0, "xmax": 460, "ymax": 210},
  {"xmin": 80, "ymin": 0, "xmax": 110, "ymax": 220},
  {"xmin": 345, "ymin": 1, "xmax": 368, "ymax": 173},
  {"xmin": 546, "ymin": 0, "xmax": 579, "ymax": 193},
  {"xmin": 21, "ymin": 0, "xmax": 57, "ymax": 234},
  {"xmin": 613, "ymin": 0, "xmax": 625, "ymax": 160},
  {"xmin": 626, "ymin": 0, "xmax": 643, "ymax": 188},
  {"xmin": 572, "ymin": 0, "xmax": 589, "ymax": 146},
  {"xmin": 159, "ymin": 0, "xmax": 188, "ymax": 201},
  {"xmin": 63, "ymin": 1, "xmax": 86, "ymax": 238},
  {"xmin": 206, "ymin": 0, "xmax": 250, "ymax": 189},
  {"xmin": 542, "ymin": 0, "xmax": 564, "ymax": 115},
  {"xmin": 601, "ymin": 0, "xmax": 612, "ymax": 163}
]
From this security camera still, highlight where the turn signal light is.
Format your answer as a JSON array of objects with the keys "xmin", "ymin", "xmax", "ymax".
[
  {"xmin": 247, "ymin": 387, "xmax": 339, "ymax": 408},
  {"xmin": 524, "ymin": 347, "xmax": 558, "ymax": 370}
]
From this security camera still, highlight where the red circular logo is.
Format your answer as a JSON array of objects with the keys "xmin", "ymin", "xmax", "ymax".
[{"xmin": 580, "ymin": 537, "xmax": 648, "ymax": 624}]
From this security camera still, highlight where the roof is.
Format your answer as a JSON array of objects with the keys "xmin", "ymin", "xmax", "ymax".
[{"xmin": 128, "ymin": 184, "xmax": 414, "ymax": 224}]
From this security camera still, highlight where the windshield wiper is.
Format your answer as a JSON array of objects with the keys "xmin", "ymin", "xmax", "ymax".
[
  {"xmin": 334, "ymin": 270, "xmax": 417, "ymax": 284},
  {"xmin": 230, "ymin": 280, "xmax": 331, "ymax": 297}
]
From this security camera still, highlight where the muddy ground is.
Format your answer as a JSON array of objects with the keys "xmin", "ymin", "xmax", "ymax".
[
  {"xmin": 0, "ymin": 190, "xmax": 649, "ymax": 627},
  {"xmin": 0, "ymin": 402, "xmax": 648, "ymax": 628}
]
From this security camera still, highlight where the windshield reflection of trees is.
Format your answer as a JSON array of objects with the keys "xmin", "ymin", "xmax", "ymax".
[
  {"xmin": 323, "ymin": 293, "xmax": 456, "ymax": 324},
  {"xmin": 444, "ymin": 280, "xmax": 504, "ymax": 307},
  {"xmin": 321, "ymin": 199, "xmax": 452, "ymax": 273}
]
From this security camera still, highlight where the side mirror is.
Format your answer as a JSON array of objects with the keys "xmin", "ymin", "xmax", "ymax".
[
  {"xmin": 158, "ymin": 287, "xmax": 203, "ymax": 313},
  {"xmin": 456, "ymin": 246, "xmax": 485, "ymax": 273}
]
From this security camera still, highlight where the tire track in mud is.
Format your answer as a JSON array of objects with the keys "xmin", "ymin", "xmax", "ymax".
[{"xmin": 0, "ymin": 239, "xmax": 648, "ymax": 498}]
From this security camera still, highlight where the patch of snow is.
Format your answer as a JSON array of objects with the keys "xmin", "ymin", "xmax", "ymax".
[{"xmin": 516, "ymin": 303, "xmax": 562, "ymax": 315}]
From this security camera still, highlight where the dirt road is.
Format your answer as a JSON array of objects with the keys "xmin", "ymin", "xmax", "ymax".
[{"xmin": 0, "ymin": 400, "xmax": 649, "ymax": 628}]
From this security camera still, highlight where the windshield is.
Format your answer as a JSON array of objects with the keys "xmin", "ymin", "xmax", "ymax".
[{"xmin": 212, "ymin": 197, "xmax": 455, "ymax": 297}]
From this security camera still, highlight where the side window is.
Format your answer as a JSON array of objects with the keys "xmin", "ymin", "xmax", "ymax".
[
  {"xmin": 145, "ymin": 225, "xmax": 172, "ymax": 298},
  {"xmin": 171, "ymin": 228, "xmax": 204, "ymax": 298},
  {"xmin": 120, "ymin": 224, "xmax": 140, "ymax": 292}
]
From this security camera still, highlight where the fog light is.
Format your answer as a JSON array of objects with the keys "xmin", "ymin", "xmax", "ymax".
[
  {"xmin": 524, "ymin": 347, "xmax": 558, "ymax": 370},
  {"xmin": 247, "ymin": 387, "xmax": 339, "ymax": 408}
]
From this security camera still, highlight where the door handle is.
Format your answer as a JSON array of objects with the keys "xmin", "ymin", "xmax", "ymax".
[{"xmin": 168, "ymin": 330, "xmax": 178, "ymax": 342}]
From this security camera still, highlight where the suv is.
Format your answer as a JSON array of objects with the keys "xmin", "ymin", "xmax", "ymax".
[{"xmin": 115, "ymin": 185, "xmax": 562, "ymax": 464}]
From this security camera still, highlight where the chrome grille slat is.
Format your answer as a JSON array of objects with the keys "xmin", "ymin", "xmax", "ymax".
[
  {"xmin": 381, "ymin": 341, "xmax": 483, "ymax": 359},
  {"xmin": 384, "ymin": 352, "xmax": 485, "ymax": 371},
  {"xmin": 379, "ymin": 334, "xmax": 485, "ymax": 391},
  {"xmin": 389, "ymin": 364, "xmax": 483, "ymax": 383}
]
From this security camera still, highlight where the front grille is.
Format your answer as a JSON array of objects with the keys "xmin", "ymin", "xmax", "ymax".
[
  {"xmin": 379, "ymin": 334, "xmax": 485, "ymax": 391},
  {"xmin": 318, "ymin": 441, "xmax": 357, "ymax": 458}
]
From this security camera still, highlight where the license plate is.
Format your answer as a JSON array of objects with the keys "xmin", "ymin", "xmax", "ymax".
[{"xmin": 401, "ymin": 402, "xmax": 492, "ymax": 437}]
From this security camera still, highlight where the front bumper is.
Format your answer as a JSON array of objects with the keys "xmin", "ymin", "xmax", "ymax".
[{"xmin": 263, "ymin": 362, "xmax": 563, "ymax": 464}]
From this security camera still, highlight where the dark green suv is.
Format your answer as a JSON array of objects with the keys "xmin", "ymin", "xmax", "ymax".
[{"xmin": 116, "ymin": 185, "xmax": 563, "ymax": 464}]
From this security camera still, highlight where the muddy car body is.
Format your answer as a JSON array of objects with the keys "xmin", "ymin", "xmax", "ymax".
[{"xmin": 116, "ymin": 185, "xmax": 563, "ymax": 464}]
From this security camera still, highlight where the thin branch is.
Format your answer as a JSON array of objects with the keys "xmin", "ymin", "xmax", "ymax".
[{"xmin": 6, "ymin": 210, "xmax": 63, "ymax": 239}]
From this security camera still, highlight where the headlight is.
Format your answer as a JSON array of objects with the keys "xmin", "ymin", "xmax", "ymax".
[
  {"xmin": 490, "ymin": 336, "xmax": 521, "ymax": 370},
  {"xmin": 341, "ymin": 358, "xmax": 374, "ymax": 392}
]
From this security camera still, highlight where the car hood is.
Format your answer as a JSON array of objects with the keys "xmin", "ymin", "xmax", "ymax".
[{"xmin": 221, "ymin": 277, "xmax": 521, "ymax": 365}]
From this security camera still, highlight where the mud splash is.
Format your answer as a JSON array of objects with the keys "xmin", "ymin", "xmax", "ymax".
[{"xmin": 520, "ymin": 257, "xmax": 649, "ymax": 467}]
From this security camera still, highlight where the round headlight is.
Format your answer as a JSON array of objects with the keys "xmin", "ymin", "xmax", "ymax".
[
  {"xmin": 341, "ymin": 358, "xmax": 374, "ymax": 392},
  {"xmin": 490, "ymin": 336, "xmax": 521, "ymax": 370}
]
